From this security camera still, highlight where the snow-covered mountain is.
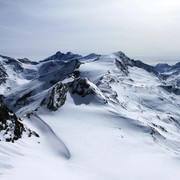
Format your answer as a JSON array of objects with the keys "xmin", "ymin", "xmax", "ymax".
[
  {"xmin": 154, "ymin": 62, "xmax": 180, "ymax": 94},
  {"xmin": 0, "ymin": 55, "xmax": 39, "ymax": 94},
  {"xmin": 0, "ymin": 51, "xmax": 180, "ymax": 180}
]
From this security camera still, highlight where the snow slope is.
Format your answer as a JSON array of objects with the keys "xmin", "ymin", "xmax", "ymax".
[
  {"xmin": 0, "ymin": 51, "xmax": 180, "ymax": 180},
  {"xmin": 0, "ymin": 55, "xmax": 39, "ymax": 94}
]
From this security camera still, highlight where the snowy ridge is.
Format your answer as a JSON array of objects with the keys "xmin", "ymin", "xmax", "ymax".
[
  {"xmin": 0, "ymin": 51, "xmax": 180, "ymax": 180},
  {"xmin": 0, "ymin": 55, "xmax": 39, "ymax": 94},
  {"xmin": 41, "ymin": 51, "xmax": 82, "ymax": 62},
  {"xmin": 154, "ymin": 62, "xmax": 180, "ymax": 95},
  {"xmin": 0, "ymin": 100, "xmax": 38, "ymax": 142}
]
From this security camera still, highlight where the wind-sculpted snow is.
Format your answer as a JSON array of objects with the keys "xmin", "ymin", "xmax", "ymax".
[
  {"xmin": 26, "ymin": 114, "xmax": 70, "ymax": 159},
  {"xmin": 1, "ymin": 51, "xmax": 180, "ymax": 179}
]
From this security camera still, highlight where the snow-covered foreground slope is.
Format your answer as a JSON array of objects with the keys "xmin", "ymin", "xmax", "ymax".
[
  {"xmin": 1, "ymin": 93, "xmax": 180, "ymax": 180},
  {"xmin": 0, "ymin": 51, "xmax": 180, "ymax": 180}
]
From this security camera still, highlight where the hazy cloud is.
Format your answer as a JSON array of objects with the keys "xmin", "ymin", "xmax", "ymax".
[{"xmin": 0, "ymin": 0, "xmax": 180, "ymax": 63}]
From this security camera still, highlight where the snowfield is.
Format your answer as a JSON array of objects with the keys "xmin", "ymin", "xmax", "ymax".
[{"xmin": 0, "ymin": 51, "xmax": 180, "ymax": 180}]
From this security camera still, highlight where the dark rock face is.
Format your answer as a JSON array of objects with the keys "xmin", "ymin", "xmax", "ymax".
[
  {"xmin": 41, "ymin": 82, "xmax": 68, "ymax": 111},
  {"xmin": 67, "ymin": 78, "xmax": 99, "ymax": 105},
  {"xmin": 47, "ymin": 83, "xmax": 68, "ymax": 111},
  {"xmin": 69, "ymin": 78, "xmax": 94, "ymax": 97},
  {"xmin": 0, "ymin": 101, "xmax": 39, "ymax": 142},
  {"xmin": 0, "ymin": 63, "xmax": 8, "ymax": 85},
  {"xmin": 115, "ymin": 59, "xmax": 129, "ymax": 75}
]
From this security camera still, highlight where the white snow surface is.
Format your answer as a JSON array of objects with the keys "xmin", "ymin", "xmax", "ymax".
[{"xmin": 1, "ymin": 52, "xmax": 180, "ymax": 180}]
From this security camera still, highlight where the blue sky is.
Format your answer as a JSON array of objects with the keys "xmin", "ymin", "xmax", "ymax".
[{"xmin": 0, "ymin": 0, "xmax": 180, "ymax": 63}]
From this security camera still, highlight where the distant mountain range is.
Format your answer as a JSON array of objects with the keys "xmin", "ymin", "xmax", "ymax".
[{"xmin": 0, "ymin": 51, "xmax": 180, "ymax": 180}]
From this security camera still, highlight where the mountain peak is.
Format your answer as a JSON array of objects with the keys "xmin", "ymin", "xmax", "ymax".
[
  {"xmin": 113, "ymin": 51, "xmax": 126, "ymax": 58},
  {"xmin": 66, "ymin": 51, "xmax": 74, "ymax": 55},
  {"xmin": 42, "ymin": 51, "xmax": 82, "ymax": 62},
  {"xmin": 55, "ymin": 51, "xmax": 63, "ymax": 55}
]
